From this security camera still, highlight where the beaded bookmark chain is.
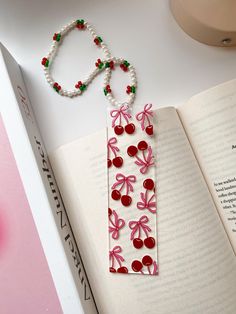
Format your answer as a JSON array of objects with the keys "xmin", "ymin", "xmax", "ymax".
[{"xmin": 42, "ymin": 19, "xmax": 158, "ymax": 276}]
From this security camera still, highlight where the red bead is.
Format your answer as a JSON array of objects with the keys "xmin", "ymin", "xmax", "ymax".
[
  {"xmin": 109, "ymin": 267, "xmax": 116, "ymax": 273},
  {"xmin": 144, "ymin": 237, "xmax": 155, "ymax": 249},
  {"xmin": 111, "ymin": 190, "xmax": 121, "ymax": 200},
  {"xmin": 121, "ymin": 195, "xmax": 132, "ymax": 206},
  {"xmin": 131, "ymin": 260, "xmax": 143, "ymax": 272},
  {"xmin": 138, "ymin": 140, "xmax": 148, "ymax": 151},
  {"xmin": 142, "ymin": 255, "xmax": 153, "ymax": 266},
  {"xmin": 125, "ymin": 123, "xmax": 135, "ymax": 134},
  {"xmin": 133, "ymin": 238, "xmax": 143, "ymax": 249},
  {"xmin": 114, "ymin": 125, "xmax": 124, "ymax": 135},
  {"xmin": 107, "ymin": 159, "xmax": 112, "ymax": 168},
  {"xmin": 108, "ymin": 208, "xmax": 112, "ymax": 216},
  {"xmin": 143, "ymin": 178, "xmax": 154, "ymax": 190},
  {"xmin": 127, "ymin": 145, "xmax": 138, "ymax": 157},
  {"xmin": 146, "ymin": 125, "xmax": 153, "ymax": 136},
  {"xmin": 117, "ymin": 266, "xmax": 128, "ymax": 274},
  {"xmin": 113, "ymin": 156, "xmax": 123, "ymax": 168}
]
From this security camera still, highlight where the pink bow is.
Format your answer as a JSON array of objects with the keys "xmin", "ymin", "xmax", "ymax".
[
  {"xmin": 135, "ymin": 104, "xmax": 153, "ymax": 130},
  {"xmin": 129, "ymin": 215, "xmax": 151, "ymax": 240},
  {"xmin": 109, "ymin": 245, "xmax": 124, "ymax": 268},
  {"xmin": 107, "ymin": 137, "xmax": 119, "ymax": 158},
  {"xmin": 109, "ymin": 210, "xmax": 125, "ymax": 239},
  {"xmin": 137, "ymin": 191, "xmax": 156, "ymax": 214},
  {"xmin": 135, "ymin": 146, "xmax": 154, "ymax": 174},
  {"xmin": 110, "ymin": 105, "xmax": 131, "ymax": 127},
  {"xmin": 112, "ymin": 173, "xmax": 136, "ymax": 194}
]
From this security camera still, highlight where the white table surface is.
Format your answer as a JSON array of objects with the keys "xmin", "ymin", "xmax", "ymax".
[
  {"xmin": 0, "ymin": 0, "xmax": 236, "ymax": 154},
  {"xmin": 0, "ymin": 1, "xmax": 236, "ymax": 313}
]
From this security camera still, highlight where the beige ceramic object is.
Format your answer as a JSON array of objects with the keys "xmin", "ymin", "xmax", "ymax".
[{"xmin": 170, "ymin": 0, "xmax": 236, "ymax": 46}]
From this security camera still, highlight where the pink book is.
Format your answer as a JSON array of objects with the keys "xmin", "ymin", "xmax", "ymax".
[{"xmin": 0, "ymin": 114, "xmax": 63, "ymax": 313}]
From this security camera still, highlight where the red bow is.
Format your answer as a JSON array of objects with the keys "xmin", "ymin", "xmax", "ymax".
[
  {"xmin": 112, "ymin": 173, "xmax": 136, "ymax": 195},
  {"xmin": 110, "ymin": 105, "xmax": 131, "ymax": 127}
]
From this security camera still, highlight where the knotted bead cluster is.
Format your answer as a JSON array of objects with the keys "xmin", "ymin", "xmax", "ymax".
[{"xmin": 41, "ymin": 19, "xmax": 137, "ymax": 107}]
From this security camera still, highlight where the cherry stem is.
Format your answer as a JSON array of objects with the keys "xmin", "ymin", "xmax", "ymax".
[
  {"xmin": 147, "ymin": 266, "xmax": 151, "ymax": 275},
  {"xmin": 109, "ymin": 215, "xmax": 116, "ymax": 228},
  {"xmin": 142, "ymin": 150, "xmax": 147, "ymax": 163},
  {"xmin": 146, "ymin": 115, "xmax": 151, "ymax": 127},
  {"xmin": 140, "ymin": 269, "xmax": 144, "ymax": 275}
]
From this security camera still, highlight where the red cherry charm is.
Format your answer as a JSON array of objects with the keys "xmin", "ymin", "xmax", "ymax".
[
  {"xmin": 144, "ymin": 237, "xmax": 155, "ymax": 249},
  {"xmin": 117, "ymin": 266, "xmax": 128, "ymax": 274},
  {"xmin": 143, "ymin": 178, "xmax": 154, "ymax": 190},
  {"xmin": 114, "ymin": 125, "xmax": 124, "ymax": 135},
  {"xmin": 121, "ymin": 195, "xmax": 132, "ymax": 206},
  {"xmin": 125, "ymin": 123, "xmax": 135, "ymax": 134},
  {"xmin": 109, "ymin": 267, "xmax": 116, "ymax": 273},
  {"xmin": 146, "ymin": 125, "xmax": 153, "ymax": 136},
  {"xmin": 113, "ymin": 156, "xmax": 123, "ymax": 168},
  {"xmin": 131, "ymin": 260, "xmax": 143, "ymax": 272},
  {"xmin": 107, "ymin": 159, "xmax": 112, "ymax": 168},
  {"xmin": 142, "ymin": 255, "xmax": 153, "ymax": 266},
  {"xmin": 111, "ymin": 190, "xmax": 121, "ymax": 200},
  {"xmin": 133, "ymin": 238, "xmax": 143, "ymax": 249},
  {"xmin": 138, "ymin": 140, "xmax": 148, "ymax": 151},
  {"xmin": 127, "ymin": 145, "xmax": 138, "ymax": 157}
]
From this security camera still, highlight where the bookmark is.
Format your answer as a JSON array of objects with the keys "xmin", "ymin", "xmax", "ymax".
[
  {"xmin": 107, "ymin": 102, "xmax": 158, "ymax": 275},
  {"xmin": 41, "ymin": 19, "xmax": 158, "ymax": 275}
]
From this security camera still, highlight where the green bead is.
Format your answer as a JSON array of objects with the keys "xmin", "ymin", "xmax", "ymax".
[
  {"xmin": 81, "ymin": 19, "xmax": 84, "ymax": 24},
  {"xmin": 104, "ymin": 89, "xmax": 108, "ymax": 96},
  {"xmin": 131, "ymin": 86, "xmax": 136, "ymax": 93},
  {"xmin": 56, "ymin": 34, "xmax": 61, "ymax": 41},
  {"xmin": 45, "ymin": 60, "xmax": 49, "ymax": 67},
  {"xmin": 99, "ymin": 63, "xmax": 104, "ymax": 69},
  {"xmin": 124, "ymin": 60, "xmax": 130, "ymax": 67},
  {"xmin": 98, "ymin": 36, "xmax": 103, "ymax": 42},
  {"xmin": 105, "ymin": 62, "xmax": 110, "ymax": 68},
  {"xmin": 80, "ymin": 84, "xmax": 86, "ymax": 91}
]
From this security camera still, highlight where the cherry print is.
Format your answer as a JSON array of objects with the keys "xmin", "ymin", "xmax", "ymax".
[
  {"xmin": 127, "ymin": 142, "xmax": 154, "ymax": 174},
  {"xmin": 131, "ymin": 260, "xmax": 143, "ymax": 272},
  {"xmin": 144, "ymin": 237, "xmax": 155, "ymax": 249},
  {"xmin": 138, "ymin": 140, "xmax": 148, "ymax": 151},
  {"xmin": 127, "ymin": 145, "xmax": 138, "ymax": 157},
  {"xmin": 108, "ymin": 208, "xmax": 112, "ymax": 216},
  {"xmin": 129, "ymin": 215, "xmax": 156, "ymax": 249},
  {"xmin": 136, "ymin": 104, "xmax": 154, "ymax": 136},
  {"xmin": 143, "ymin": 178, "xmax": 155, "ymax": 191},
  {"xmin": 145, "ymin": 125, "xmax": 153, "ymax": 136},
  {"xmin": 111, "ymin": 190, "xmax": 121, "ymax": 200},
  {"xmin": 114, "ymin": 125, "xmax": 124, "ymax": 135},
  {"xmin": 125, "ymin": 123, "xmax": 135, "ymax": 134},
  {"xmin": 111, "ymin": 173, "xmax": 136, "ymax": 206},
  {"xmin": 110, "ymin": 105, "xmax": 132, "ymax": 135},
  {"xmin": 107, "ymin": 159, "xmax": 112, "ymax": 168},
  {"xmin": 137, "ymin": 183, "xmax": 156, "ymax": 214},
  {"xmin": 109, "ymin": 246, "xmax": 127, "ymax": 273},
  {"xmin": 107, "ymin": 137, "xmax": 123, "ymax": 168},
  {"xmin": 113, "ymin": 156, "xmax": 123, "ymax": 168},
  {"xmin": 117, "ymin": 266, "xmax": 128, "ymax": 274},
  {"xmin": 133, "ymin": 238, "xmax": 144, "ymax": 249},
  {"xmin": 109, "ymin": 209, "xmax": 125, "ymax": 239},
  {"xmin": 121, "ymin": 195, "xmax": 132, "ymax": 207},
  {"xmin": 142, "ymin": 255, "xmax": 153, "ymax": 267}
]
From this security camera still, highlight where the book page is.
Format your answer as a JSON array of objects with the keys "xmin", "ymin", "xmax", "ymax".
[
  {"xmin": 178, "ymin": 79, "xmax": 236, "ymax": 254},
  {"xmin": 50, "ymin": 107, "xmax": 236, "ymax": 314}
]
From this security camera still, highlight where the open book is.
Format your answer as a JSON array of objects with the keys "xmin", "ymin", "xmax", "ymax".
[{"xmin": 49, "ymin": 79, "xmax": 236, "ymax": 314}]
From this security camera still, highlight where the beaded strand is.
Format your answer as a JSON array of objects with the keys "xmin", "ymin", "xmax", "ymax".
[{"xmin": 41, "ymin": 19, "xmax": 137, "ymax": 107}]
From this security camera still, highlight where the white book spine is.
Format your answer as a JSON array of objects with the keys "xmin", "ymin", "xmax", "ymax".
[{"xmin": 0, "ymin": 43, "xmax": 98, "ymax": 314}]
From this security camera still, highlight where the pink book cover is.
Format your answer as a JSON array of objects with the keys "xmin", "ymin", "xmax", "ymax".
[{"xmin": 0, "ymin": 114, "xmax": 63, "ymax": 314}]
